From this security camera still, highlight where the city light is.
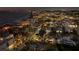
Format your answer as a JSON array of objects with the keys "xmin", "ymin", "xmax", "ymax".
[
  {"xmin": 0, "ymin": 8, "xmax": 79, "ymax": 51},
  {"xmin": 68, "ymin": 24, "xmax": 78, "ymax": 28}
]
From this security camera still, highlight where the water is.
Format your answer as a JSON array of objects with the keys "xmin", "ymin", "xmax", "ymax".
[{"xmin": 0, "ymin": 11, "xmax": 31, "ymax": 25}]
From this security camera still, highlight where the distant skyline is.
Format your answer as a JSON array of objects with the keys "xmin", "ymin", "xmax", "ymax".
[{"xmin": 0, "ymin": 7, "xmax": 79, "ymax": 12}]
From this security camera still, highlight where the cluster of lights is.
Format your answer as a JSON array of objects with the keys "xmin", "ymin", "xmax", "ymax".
[
  {"xmin": 8, "ymin": 38, "xmax": 23, "ymax": 50},
  {"xmin": 56, "ymin": 30, "xmax": 62, "ymax": 33},
  {"xmin": 3, "ymin": 26, "xmax": 10, "ymax": 30},
  {"xmin": 68, "ymin": 24, "xmax": 77, "ymax": 28},
  {"xmin": 0, "ymin": 37, "xmax": 3, "ymax": 41}
]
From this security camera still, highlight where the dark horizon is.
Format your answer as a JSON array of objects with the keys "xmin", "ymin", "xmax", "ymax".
[{"xmin": 0, "ymin": 7, "xmax": 79, "ymax": 11}]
